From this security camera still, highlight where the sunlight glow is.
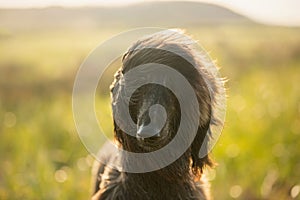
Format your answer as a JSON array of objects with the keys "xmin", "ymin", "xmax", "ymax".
[{"xmin": 0, "ymin": 0, "xmax": 299, "ymax": 26}]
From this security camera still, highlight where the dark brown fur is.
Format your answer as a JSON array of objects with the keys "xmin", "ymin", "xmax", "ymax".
[{"xmin": 92, "ymin": 30, "xmax": 223, "ymax": 200}]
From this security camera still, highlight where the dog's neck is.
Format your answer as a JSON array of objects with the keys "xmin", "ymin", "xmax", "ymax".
[
  {"xmin": 124, "ymin": 170, "xmax": 207, "ymax": 200},
  {"xmin": 112, "ymin": 137, "xmax": 210, "ymax": 199},
  {"xmin": 120, "ymin": 145, "xmax": 193, "ymax": 183},
  {"xmin": 121, "ymin": 153, "xmax": 208, "ymax": 199},
  {"xmin": 126, "ymin": 157, "xmax": 192, "ymax": 184}
]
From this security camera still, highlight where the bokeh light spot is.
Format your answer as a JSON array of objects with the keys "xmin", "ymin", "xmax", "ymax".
[
  {"xmin": 77, "ymin": 157, "xmax": 89, "ymax": 171},
  {"xmin": 229, "ymin": 185, "xmax": 242, "ymax": 198},
  {"xmin": 54, "ymin": 169, "xmax": 68, "ymax": 183},
  {"xmin": 3, "ymin": 112, "xmax": 16, "ymax": 128},
  {"xmin": 291, "ymin": 185, "xmax": 300, "ymax": 199},
  {"xmin": 261, "ymin": 169, "xmax": 278, "ymax": 197},
  {"xmin": 272, "ymin": 143, "xmax": 286, "ymax": 157},
  {"xmin": 226, "ymin": 143, "xmax": 240, "ymax": 158}
]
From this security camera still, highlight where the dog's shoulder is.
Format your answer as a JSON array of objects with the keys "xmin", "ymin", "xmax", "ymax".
[
  {"xmin": 92, "ymin": 164, "xmax": 127, "ymax": 200},
  {"xmin": 91, "ymin": 142, "xmax": 128, "ymax": 200}
]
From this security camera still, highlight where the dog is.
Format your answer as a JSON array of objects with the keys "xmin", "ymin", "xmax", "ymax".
[{"xmin": 92, "ymin": 29, "xmax": 224, "ymax": 200}]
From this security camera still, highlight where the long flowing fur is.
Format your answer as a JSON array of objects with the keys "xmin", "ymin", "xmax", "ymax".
[{"xmin": 92, "ymin": 30, "xmax": 224, "ymax": 200}]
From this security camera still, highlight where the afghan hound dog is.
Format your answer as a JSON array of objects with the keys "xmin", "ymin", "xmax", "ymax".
[{"xmin": 92, "ymin": 30, "xmax": 224, "ymax": 200}]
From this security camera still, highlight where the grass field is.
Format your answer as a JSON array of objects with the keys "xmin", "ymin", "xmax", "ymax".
[{"xmin": 0, "ymin": 22, "xmax": 300, "ymax": 199}]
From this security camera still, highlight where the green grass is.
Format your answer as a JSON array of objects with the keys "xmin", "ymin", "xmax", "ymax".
[{"xmin": 0, "ymin": 25, "xmax": 300, "ymax": 199}]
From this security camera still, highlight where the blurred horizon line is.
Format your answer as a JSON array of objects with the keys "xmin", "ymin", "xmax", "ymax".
[{"xmin": 0, "ymin": 0, "xmax": 299, "ymax": 27}]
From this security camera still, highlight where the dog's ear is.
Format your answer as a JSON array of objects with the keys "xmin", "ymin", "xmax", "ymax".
[
  {"xmin": 190, "ymin": 121, "xmax": 214, "ymax": 177},
  {"xmin": 189, "ymin": 70, "xmax": 216, "ymax": 177}
]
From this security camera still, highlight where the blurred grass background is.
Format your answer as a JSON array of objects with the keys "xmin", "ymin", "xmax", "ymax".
[{"xmin": 0, "ymin": 2, "xmax": 300, "ymax": 199}]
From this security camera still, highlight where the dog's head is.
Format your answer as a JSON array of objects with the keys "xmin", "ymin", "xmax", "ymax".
[{"xmin": 110, "ymin": 30, "xmax": 223, "ymax": 176}]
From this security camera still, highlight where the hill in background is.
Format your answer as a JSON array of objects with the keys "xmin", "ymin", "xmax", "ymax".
[{"xmin": 0, "ymin": 1, "xmax": 253, "ymax": 32}]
